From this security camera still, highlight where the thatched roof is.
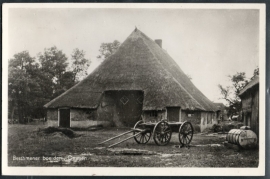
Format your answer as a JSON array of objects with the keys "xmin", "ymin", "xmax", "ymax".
[
  {"xmin": 213, "ymin": 103, "xmax": 226, "ymax": 111},
  {"xmin": 239, "ymin": 76, "xmax": 259, "ymax": 97},
  {"xmin": 45, "ymin": 29, "xmax": 217, "ymax": 111}
]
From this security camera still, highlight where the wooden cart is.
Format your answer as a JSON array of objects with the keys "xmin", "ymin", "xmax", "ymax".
[{"xmin": 99, "ymin": 119, "xmax": 194, "ymax": 148}]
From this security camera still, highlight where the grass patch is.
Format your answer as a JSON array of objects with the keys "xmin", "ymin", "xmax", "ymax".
[{"xmin": 7, "ymin": 124, "xmax": 259, "ymax": 167}]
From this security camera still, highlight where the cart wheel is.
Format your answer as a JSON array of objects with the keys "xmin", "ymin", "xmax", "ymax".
[
  {"xmin": 153, "ymin": 120, "xmax": 172, "ymax": 146},
  {"xmin": 133, "ymin": 120, "xmax": 151, "ymax": 144},
  {"xmin": 179, "ymin": 121, "xmax": 194, "ymax": 145}
]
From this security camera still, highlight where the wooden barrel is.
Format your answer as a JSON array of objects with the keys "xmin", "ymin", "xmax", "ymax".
[{"xmin": 226, "ymin": 129, "xmax": 257, "ymax": 149}]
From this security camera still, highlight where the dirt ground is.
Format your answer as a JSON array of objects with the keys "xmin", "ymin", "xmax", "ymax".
[{"xmin": 8, "ymin": 124, "xmax": 259, "ymax": 167}]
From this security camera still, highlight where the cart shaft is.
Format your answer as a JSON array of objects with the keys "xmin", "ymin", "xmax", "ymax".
[
  {"xmin": 108, "ymin": 131, "xmax": 143, "ymax": 148},
  {"xmin": 98, "ymin": 130, "xmax": 134, "ymax": 145}
]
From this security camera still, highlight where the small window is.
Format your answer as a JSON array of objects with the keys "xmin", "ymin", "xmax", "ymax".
[
  {"xmin": 188, "ymin": 113, "xmax": 194, "ymax": 117},
  {"xmin": 150, "ymin": 111, "xmax": 158, "ymax": 117}
]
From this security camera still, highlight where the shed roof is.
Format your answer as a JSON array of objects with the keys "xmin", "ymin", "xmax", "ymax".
[
  {"xmin": 239, "ymin": 76, "xmax": 259, "ymax": 97},
  {"xmin": 44, "ymin": 29, "xmax": 217, "ymax": 111},
  {"xmin": 214, "ymin": 103, "xmax": 226, "ymax": 110}
]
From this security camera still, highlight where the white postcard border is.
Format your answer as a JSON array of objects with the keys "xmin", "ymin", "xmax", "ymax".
[{"xmin": 2, "ymin": 3, "xmax": 266, "ymax": 176}]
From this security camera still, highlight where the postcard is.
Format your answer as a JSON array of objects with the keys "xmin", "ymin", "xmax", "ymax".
[{"xmin": 2, "ymin": 3, "xmax": 266, "ymax": 176}]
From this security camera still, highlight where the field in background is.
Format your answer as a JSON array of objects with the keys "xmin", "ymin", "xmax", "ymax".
[{"xmin": 8, "ymin": 124, "xmax": 259, "ymax": 167}]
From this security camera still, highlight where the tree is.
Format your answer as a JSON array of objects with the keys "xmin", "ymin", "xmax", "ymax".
[
  {"xmin": 28, "ymin": 66, "xmax": 52, "ymax": 119},
  {"xmin": 38, "ymin": 46, "xmax": 68, "ymax": 84},
  {"xmin": 70, "ymin": 48, "xmax": 91, "ymax": 82},
  {"xmin": 218, "ymin": 72, "xmax": 249, "ymax": 119},
  {"xmin": 97, "ymin": 40, "xmax": 121, "ymax": 61},
  {"xmin": 251, "ymin": 66, "xmax": 259, "ymax": 80},
  {"xmin": 8, "ymin": 47, "xmax": 92, "ymax": 123},
  {"xmin": 38, "ymin": 46, "xmax": 69, "ymax": 99},
  {"xmin": 8, "ymin": 51, "xmax": 40, "ymax": 123}
]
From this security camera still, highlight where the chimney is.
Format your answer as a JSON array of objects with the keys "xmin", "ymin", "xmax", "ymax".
[{"xmin": 155, "ymin": 39, "xmax": 162, "ymax": 48}]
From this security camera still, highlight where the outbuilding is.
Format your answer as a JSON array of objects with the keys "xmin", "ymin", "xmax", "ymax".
[
  {"xmin": 214, "ymin": 103, "xmax": 228, "ymax": 121},
  {"xmin": 239, "ymin": 75, "xmax": 259, "ymax": 137}
]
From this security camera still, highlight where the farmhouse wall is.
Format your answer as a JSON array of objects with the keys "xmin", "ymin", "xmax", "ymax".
[
  {"xmin": 47, "ymin": 109, "xmax": 58, "ymax": 127},
  {"xmin": 200, "ymin": 112, "xmax": 217, "ymax": 132},
  {"xmin": 142, "ymin": 110, "xmax": 166, "ymax": 123},
  {"xmin": 181, "ymin": 111, "xmax": 201, "ymax": 123},
  {"xmin": 69, "ymin": 108, "xmax": 109, "ymax": 128},
  {"xmin": 180, "ymin": 110, "xmax": 201, "ymax": 132},
  {"xmin": 47, "ymin": 108, "xmax": 112, "ymax": 128}
]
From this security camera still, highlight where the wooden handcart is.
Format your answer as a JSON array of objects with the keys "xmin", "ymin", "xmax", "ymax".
[{"xmin": 99, "ymin": 119, "xmax": 194, "ymax": 148}]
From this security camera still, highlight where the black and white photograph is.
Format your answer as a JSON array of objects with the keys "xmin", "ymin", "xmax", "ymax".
[{"xmin": 2, "ymin": 3, "xmax": 266, "ymax": 176}]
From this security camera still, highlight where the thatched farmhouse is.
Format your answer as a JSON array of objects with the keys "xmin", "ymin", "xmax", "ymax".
[
  {"xmin": 239, "ymin": 76, "xmax": 259, "ymax": 137},
  {"xmin": 44, "ymin": 28, "xmax": 218, "ymax": 132}
]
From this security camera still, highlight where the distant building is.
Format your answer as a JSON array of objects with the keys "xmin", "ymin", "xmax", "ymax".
[
  {"xmin": 214, "ymin": 103, "xmax": 228, "ymax": 121},
  {"xmin": 239, "ymin": 76, "xmax": 259, "ymax": 136}
]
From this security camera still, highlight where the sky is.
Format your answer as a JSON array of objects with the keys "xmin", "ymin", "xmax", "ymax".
[{"xmin": 7, "ymin": 7, "xmax": 260, "ymax": 104}]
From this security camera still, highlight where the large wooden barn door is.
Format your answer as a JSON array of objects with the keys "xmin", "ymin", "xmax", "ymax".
[
  {"xmin": 117, "ymin": 91, "xmax": 144, "ymax": 127},
  {"xmin": 105, "ymin": 90, "xmax": 144, "ymax": 127},
  {"xmin": 167, "ymin": 107, "xmax": 180, "ymax": 122},
  {"xmin": 59, "ymin": 108, "xmax": 70, "ymax": 127}
]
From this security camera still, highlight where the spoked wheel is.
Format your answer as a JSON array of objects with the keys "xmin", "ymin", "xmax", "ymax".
[
  {"xmin": 153, "ymin": 120, "xmax": 172, "ymax": 146},
  {"xmin": 178, "ymin": 121, "xmax": 194, "ymax": 145},
  {"xmin": 133, "ymin": 120, "xmax": 152, "ymax": 144}
]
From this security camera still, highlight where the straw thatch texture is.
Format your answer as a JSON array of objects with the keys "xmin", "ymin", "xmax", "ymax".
[{"xmin": 44, "ymin": 29, "xmax": 217, "ymax": 111}]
